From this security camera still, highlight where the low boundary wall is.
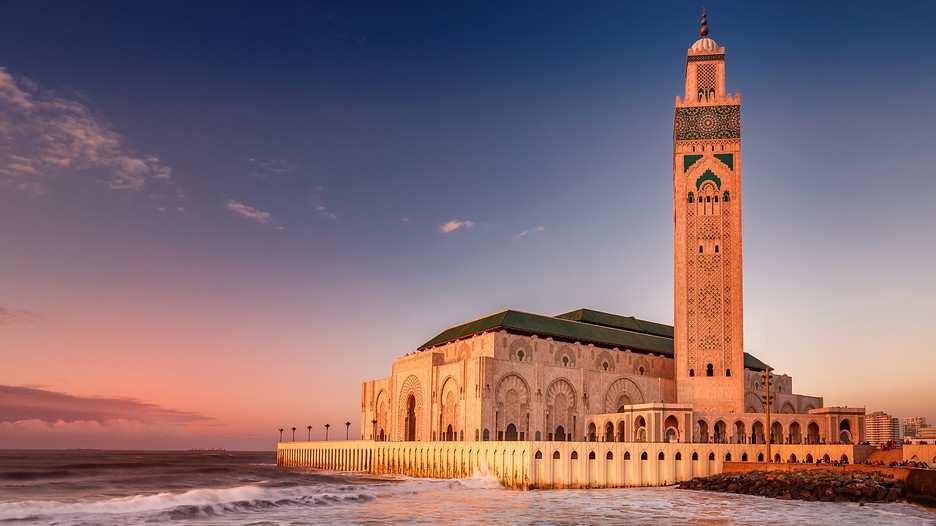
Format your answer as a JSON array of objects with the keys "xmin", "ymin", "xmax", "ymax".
[{"xmin": 276, "ymin": 440, "xmax": 858, "ymax": 490}]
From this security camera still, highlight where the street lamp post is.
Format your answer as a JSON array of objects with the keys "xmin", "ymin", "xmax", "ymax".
[
  {"xmin": 278, "ymin": 428, "xmax": 284, "ymax": 443},
  {"xmin": 325, "ymin": 423, "xmax": 331, "ymax": 441},
  {"xmin": 761, "ymin": 367, "xmax": 774, "ymax": 462},
  {"xmin": 291, "ymin": 427, "xmax": 296, "ymax": 442},
  {"xmin": 307, "ymin": 425, "xmax": 312, "ymax": 441},
  {"xmin": 345, "ymin": 421, "xmax": 351, "ymax": 440},
  {"xmin": 372, "ymin": 419, "xmax": 377, "ymax": 441}
]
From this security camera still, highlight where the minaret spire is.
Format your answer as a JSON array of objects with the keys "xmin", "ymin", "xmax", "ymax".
[{"xmin": 699, "ymin": 8, "xmax": 709, "ymax": 37}]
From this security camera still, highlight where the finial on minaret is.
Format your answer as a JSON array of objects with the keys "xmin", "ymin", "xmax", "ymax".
[{"xmin": 699, "ymin": 8, "xmax": 709, "ymax": 37}]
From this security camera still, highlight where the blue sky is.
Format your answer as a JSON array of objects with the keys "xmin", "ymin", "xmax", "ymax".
[{"xmin": 1, "ymin": 1, "xmax": 934, "ymax": 448}]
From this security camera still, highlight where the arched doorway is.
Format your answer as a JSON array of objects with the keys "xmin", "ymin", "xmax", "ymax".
[
  {"xmin": 806, "ymin": 422, "xmax": 820, "ymax": 444},
  {"xmin": 696, "ymin": 420, "xmax": 709, "ymax": 443},
  {"xmin": 587, "ymin": 422, "xmax": 597, "ymax": 442},
  {"xmin": 505, "ymin": 423, "xmax": 518, "ymax": 441},
  {"xmin": 839, "ymin": 419, "xmax": 852, "ymax": 444},
  {"xmin": 734, "ymin": 421, "xmax": 746, "ymax": 444},
  {"xmin": 771, "ymin": 422, "xmax": 783, "ymax": 444},
  {"xmin": 604, "ymin": 422, "xmax": 615, "ymax": 442},
  {"xmin": 664, "ymin": 415, "xmax": 679, "ymax": 443},
  {"xmin": 634, "ymin": 416, "xmax": 647, "ymax": 442},
  {"xmin": 713, "ymin": 421, "xmax": 727, "ymax": 443},
  {"xmin": 405, "ymin": 395, "xmax": 417, "ymax": 441},
  {"xmin": 789, "ymin": 421, "xmax": 802, "ymax": 444},
  {"xmin": 446, "ymin": 424, "xmax": 454, "ymax": 441},
  {"xmin": 555, "ymin": 425, "xmax": 566, "ymax": 442},
  {"xmin": 751, "ymin": 421, "xmax": 765, "ymax": 444}
]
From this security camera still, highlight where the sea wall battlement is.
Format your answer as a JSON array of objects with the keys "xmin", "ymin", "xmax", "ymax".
[{"xmin": 276, "ymin": 440, "xmax": 861, "ymax": 490}]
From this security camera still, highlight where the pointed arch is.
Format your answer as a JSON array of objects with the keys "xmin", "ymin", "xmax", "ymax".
[
  {"xmin": 603, "ymin": 377, "xmax": 645, "ymax": 413},
  {"xmin": 397, "ymin": 375, "xmax": 424, "ymax": 441}
]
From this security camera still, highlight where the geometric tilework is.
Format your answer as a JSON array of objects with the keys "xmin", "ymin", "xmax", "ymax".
[{"xmin": 674, "ymin": 105, "xmax": 741, "ymax": 141}]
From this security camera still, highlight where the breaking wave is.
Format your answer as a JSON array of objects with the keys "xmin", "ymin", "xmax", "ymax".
[{"xmin": 0, "ymin": 483, "xmax": 376, "ymax": 522}]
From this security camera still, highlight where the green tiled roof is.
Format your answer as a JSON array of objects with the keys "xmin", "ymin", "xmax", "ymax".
[
  {"xmin": 556, "ymin": 308, "xmax": 673, "ymax": 338},
  {"xmin": 417, "ymin": 308, "xmax": 770, "ymax": 371}
]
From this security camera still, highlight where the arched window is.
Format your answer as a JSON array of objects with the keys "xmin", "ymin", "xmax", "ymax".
[
  {"xmin": 723, "ymin": 190, "xmax": 730, "ymax": 202},
  {"xmin": 725, "ymin": 453, "xmax": 732, "ymax": 461},
  {"xmin": 706, "ymin": 196, "xmax": 711, "ymax": 203},
  {"xmin": 638, "ymin": 366, "xmax": 645, "ymax": 376},
  {"xmin": 725, "ymin": 368, "xmax": 731, "ymax": 376},
  {"xmin": 706, "ymin": 363, "xmax": 714, "ymax": 377},
  {"xmin": 588, "ymin": 451, "xmax": 596, "ymax": 460},
  {"xmin": 640, "ymin": 452, "xmax": 648, "ymax": 461},
  {"xmin": 689, "ymin": 369, "xmax": 694, "ymax": 377},
  {"xmin": 741, "ymin": 453, "xmax": 748, "ymax": 461},
  {"xmin": 482, "ymin": 429, "xmax": 490, "ymax": 441},
  {"xmin": 534, "ymin": 450, "xmax": 543, "ymax": 459},
  {"xmin": 714, "ymin": 195, "xmax": 719, "ymax": 203},
  {"xmin": 708, "ymin": 88, "xmax": 715, "ymax": 101},
  {"xmin": 516, "ymin": 350, "xmax": 524, "ymax": 361},
  {"xmin": 606, "ymin": 451, "xmax": 614, "ymax": 460},
  {"xmin": 552, "ymin": 451, "xmax": 560, "ymax": 460},
  {"xmin": 571, "ymin": 451, "xmax": 579, "ymax": 460},
  {"xmin": 708, "ymin": 452, "xmax": 715, "ymax": 461},
  {"xmin": 757, "ymin": 453, "xmax": 764, "ymax": 462},
  {"xmin": 562, "ymin": 356, "xmax": 570, "ymax": 367},
  {"xmin": 688, "ymin": 192, "xmax": 695, "ymax": 203},
  {"xmin": 692, "ymin": 452, "xmax": 699, "ymax": 460},
  {"xmin": 698, "ymin": 89, "xmax": 705, "ymax": 102},
  {"xmin": 675, "ymin": 452, "xmax": 682, "ymax": 461},
  {"xmin": 714, "ymin": 245, "xmax": 719, "ymax": 253},
  {"xmin": 658, "ymin": 452, "xmax": 665, "ymax": 461},
  {"xmin": 624, "ymin": 451, "xmax": 631, "ymax": 460},
  {"xmin": 699, "ymin": 245, "xmax": 703, "ymax": 253}
]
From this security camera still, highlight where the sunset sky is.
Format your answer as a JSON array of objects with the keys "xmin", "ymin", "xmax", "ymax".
[{"xmin": 2, "ymin": 1, "xmax": 935, "ymax": 450}]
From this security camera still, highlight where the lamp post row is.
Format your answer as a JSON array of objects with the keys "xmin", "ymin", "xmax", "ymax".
[{"xmin": 278, "ymin": 421, "xmax": 355, "ymax": 442}]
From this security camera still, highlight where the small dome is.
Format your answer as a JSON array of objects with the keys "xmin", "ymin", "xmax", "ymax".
[{"xmin": 690, "ymin": 37, "xmax": 719, "ymax": 52}]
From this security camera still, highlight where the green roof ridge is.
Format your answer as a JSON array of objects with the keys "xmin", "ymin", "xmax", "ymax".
[{"xmin": 417, "ymin": 307, "xmax": 770, "ymax": 371}]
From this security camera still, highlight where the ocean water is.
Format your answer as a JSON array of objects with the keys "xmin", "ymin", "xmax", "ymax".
[{"xmin": 0, "ymin": 450, "xmax": 933, "ymax": 525}]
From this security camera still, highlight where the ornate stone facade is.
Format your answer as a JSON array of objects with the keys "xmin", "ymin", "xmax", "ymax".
[{"xmin": 358, "ymin": 23, "xmax": 864, "ymax": 451}]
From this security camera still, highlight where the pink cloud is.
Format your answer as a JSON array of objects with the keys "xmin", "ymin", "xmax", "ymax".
[
  {"xmin": 0, "ymin": 67, "xmax": 173, "ymax": 192},
  {"xmin": 0, "ymin": 385, "xmax": 213, "ymax": 425},
  {"xmin": 225, "ymin": 199, "xmax": 273, "ymax": 225}
]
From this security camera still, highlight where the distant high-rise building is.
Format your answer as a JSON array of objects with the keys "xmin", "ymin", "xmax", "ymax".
[
  {"xmin": 865, "ymin": 411, "xmax": 900, "ymax": 446},
  {"xmin": 903, "ymin": 416, "xmax": 926, "ymax": 437}
]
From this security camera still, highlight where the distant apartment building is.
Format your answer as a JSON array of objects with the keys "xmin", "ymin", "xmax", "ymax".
[
  {"xmin": 903, "ymin": 416, "xmax": 927, "ymax": 437},
  {"xmin": 865, "ymin": 411, "xmax": 900, "ymax": 446}
]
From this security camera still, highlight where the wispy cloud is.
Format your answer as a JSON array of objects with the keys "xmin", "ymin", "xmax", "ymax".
[
  {"xmin": 248, "ymin": 158, "xmax": 294, "ymax": 179},
  {"xmin": 225, "ymin": 199, "xmax": 273, "ymax": 225},
  {"xmin": 514, "ymin": 225, "xmax": 545, "ymax": 240},
  {"xmin": 0, "ymin": 67, "xmax": 173, "ymax": 193},
  {"xmin": 310, "ymin": 185, "xmax": 337, "ymax": 221},
  {"xmin": 0, "ymin": 385, "xmax": 213, "ymax": 425},
  {"xmin": 439, "ymin": 219, "xmax": 475, "ymax": 234},
  {"xmin": 0, "ymin": 306, "xmax": 41, "ymax": 326}
]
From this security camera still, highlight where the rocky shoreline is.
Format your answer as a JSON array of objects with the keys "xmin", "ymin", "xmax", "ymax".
[{"xmin": 678, "ymin": 469, "xmax": 905, "ymax": 503}]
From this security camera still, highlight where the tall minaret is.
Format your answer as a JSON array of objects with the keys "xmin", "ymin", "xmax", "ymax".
[{"xmin": 673, "ymin": 10, "xmax": 745, "ymax": 415}]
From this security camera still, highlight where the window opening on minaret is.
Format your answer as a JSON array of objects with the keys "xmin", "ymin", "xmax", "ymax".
[
  {"xmin": 689, "ymin": 369, "xmax": 695, "ymax": 377},
  {"xmin": 715, "ymin": 245, "xmax": 719, "ymax": 253},
  {"xmin": 726, "ymin": 369, "xmax": 731, "ymax": 376},
  {"xmin": 706, "ymin": 363, "xmax": 714, "ymax": 376}
]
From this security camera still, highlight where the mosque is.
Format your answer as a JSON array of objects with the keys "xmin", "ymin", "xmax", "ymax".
[
  {"xmin": 358, "ymin": 12, "xmax": 864, "ymax": 451},
  {"xmin": 279, "ymin": 13, "xmax": 868, "ymax": 487}
]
